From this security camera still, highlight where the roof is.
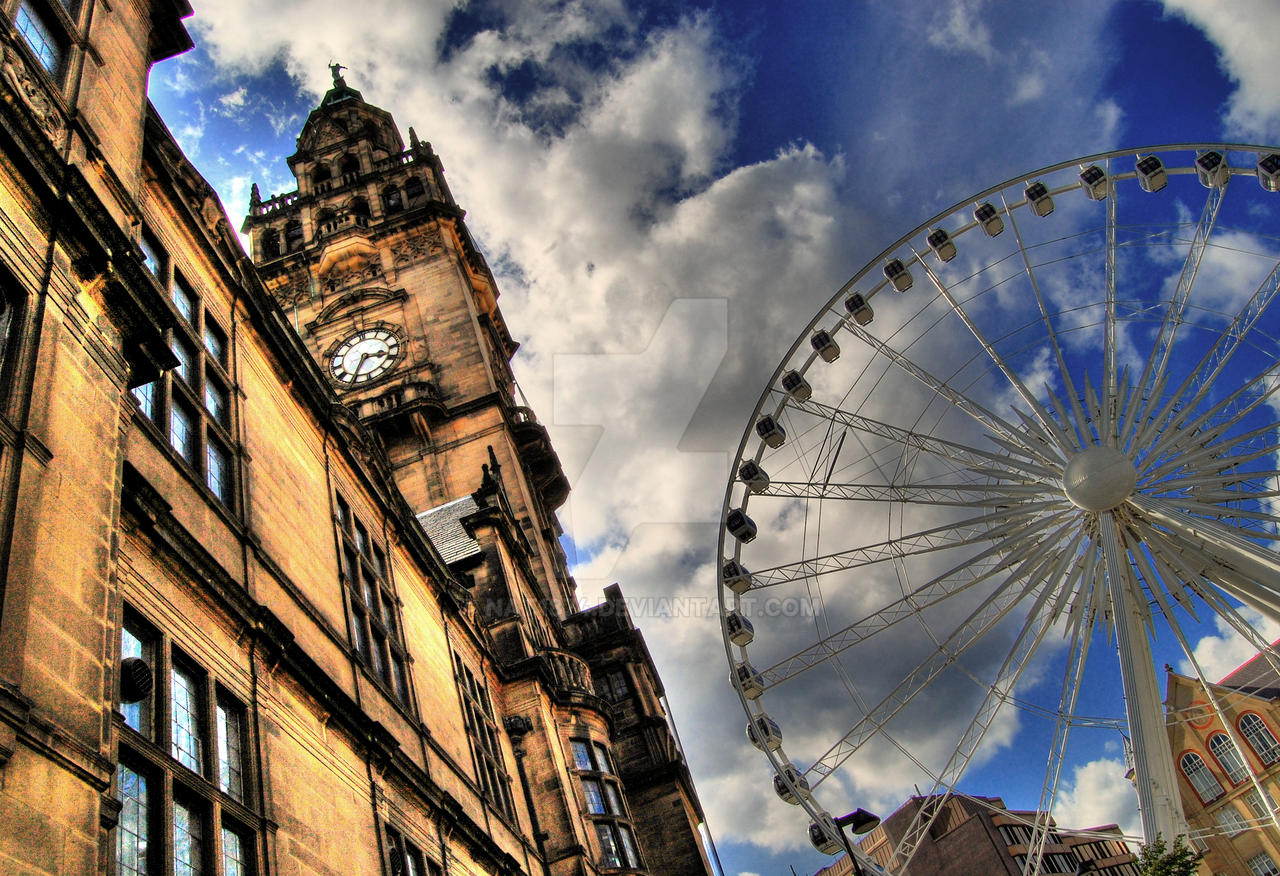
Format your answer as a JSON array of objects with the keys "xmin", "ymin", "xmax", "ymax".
[
  {"xmin": 1219, "ymin": 639, "xmax": 1280, "ymax": 698},
  {"xmin": 416, "ymin": 497, "xmax": 483, "ymax": 566}
]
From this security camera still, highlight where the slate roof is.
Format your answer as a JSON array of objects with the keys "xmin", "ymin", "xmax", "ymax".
[
  {"xmin": 416, "ymin": 496, "xmax": 484, "ymax": 566},
  {"xmin": 1219, "ymin": 638, "xmax": 1280, "ymax": 699}
]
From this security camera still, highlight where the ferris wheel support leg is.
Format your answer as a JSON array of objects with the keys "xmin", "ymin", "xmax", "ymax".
[{"xmin": 1099, "ymin": 512, "xmax": 1189, "ymax": 844}]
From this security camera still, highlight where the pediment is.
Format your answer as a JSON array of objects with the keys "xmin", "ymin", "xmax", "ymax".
[{"xmin": 311, "ymin": 286, "xmax": 406, "ymax": 328}]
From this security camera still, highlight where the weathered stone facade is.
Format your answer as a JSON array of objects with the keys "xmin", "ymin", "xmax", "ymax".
[{"xmin": 0, "ymin": 3, "xmax": 710, "ymax": 875}]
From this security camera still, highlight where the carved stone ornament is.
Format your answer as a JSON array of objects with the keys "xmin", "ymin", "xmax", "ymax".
[
  {"xmin": 390, "ymin": 229, "xmax": 445, "ymax": 265},
  {"xmin": 0, "ymin": 39, "xmax": 65, "ymax": 139},
  {"xmin": 271, "ymin": 276, "xmax": 312, "ymax": 307}
]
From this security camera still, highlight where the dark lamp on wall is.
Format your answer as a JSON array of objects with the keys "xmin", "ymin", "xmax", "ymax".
[{"xmin": 119, "ymin": 656, "xmax": 153, "ymax": 704}]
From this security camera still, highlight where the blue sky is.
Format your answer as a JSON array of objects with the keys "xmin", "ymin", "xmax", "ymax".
[{"xmin": 149, "ymin": 2, "xmax": 1280, "ymax": 873}]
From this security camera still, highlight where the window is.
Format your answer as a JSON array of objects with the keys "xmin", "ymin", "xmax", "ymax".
[
  {"xmin": 15, "ymin": 1, "xmax": 65, "ymax": 77},
  {"xmin": 132, "ymin": 267, "xmax": 236, "ymax": 506},
  {"xmin": 404, "ymin": 176, "xmax": 425, "ymax": 203},
  {"xmin": 336, "ymin": 496, "xmax": 412, "ymax": 703},
  {"xmin": 284, "ymin": 220, "xmax": 303, "ymax": 252},
  {"xmin": 1242, "ymin": 712, "xmax": 1280, "ymax": 764},
  {"xmin": 382, "ymin": 185, "xmax": 403, "ymax": 214},
  {"xmin": 595, "ymin": 668, "xmax": 630, "ymax": 703},
  {"xmin": 258, "ymin": 229, "xmax": 281, "ymax": 261},
  {"xmin": 1249, "ymin": 853, "xmax": 1280, "ymax": 876},
  {"xmin": 1216, "ymin": 805, "xmax": 1249, "ymax": 834},
  {"xmin": 1180, "ymin": 751, "xmax": 1223, "ymax": 802},
  {"xmin": 216, "ymin": 697, "xmax": 247, "ymax": 802},
  {"xmin": 997, "ymin": 823, "xmax": 1033, "ymax": 846},
  {"xmin": 338, "ymin": 153, "xmax": 359, "ymax": 180},
  {"xmin": 139, "ymin": 226, "xmax": 166, "ymax": 277},
  {"xmin": 384, "ymin": 824, "xmax": 442, "ymax": 876},
  {"xmin": 1208, "ymin": 733, "xmax": 1249, "ymax": 783},
  {"xmin": 569, "ymin": 738, "xmax": 642, "ymax": 871},
  {"xmin": 1041, "ymin": 854, "xmax": 1076, "ymax": 874},
  {"xmin": 1246, "ymin": 787, "xmax": 1277, "ymax": 820},
  {"xmin": 116, "ymin": 607, "xmax": 258, "ymax": 876},
  {"xmin": 117, "ymin": 761, "xmax": 151, "ymax": 876},
  {"xmin": 452, "ymin": 653, "xmax": 514, "ymax": 818}
]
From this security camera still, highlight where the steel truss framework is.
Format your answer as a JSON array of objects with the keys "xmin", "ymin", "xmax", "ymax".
[{"xmin": 719, "ymin": 145, "xmax": 1280, "ymax": 875}]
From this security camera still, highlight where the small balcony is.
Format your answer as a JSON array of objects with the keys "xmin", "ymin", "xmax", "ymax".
[{"xmin": 510, "ymin": 407, "xmax": 570, "ymax": 509}]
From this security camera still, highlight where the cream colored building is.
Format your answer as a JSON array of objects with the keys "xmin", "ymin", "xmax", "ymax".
[
  {"xmin": 1166, "ymin": 660, "xmax": 1280, "ymax": 876},
  {"xmin": 0, "ymin": 2, "xmax": 710, "ymax": 874}
]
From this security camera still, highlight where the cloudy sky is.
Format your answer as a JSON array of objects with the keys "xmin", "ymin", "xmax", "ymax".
[{"xmin": 148, "ymin": 1, "xmax": 1280, "ymax": 873}]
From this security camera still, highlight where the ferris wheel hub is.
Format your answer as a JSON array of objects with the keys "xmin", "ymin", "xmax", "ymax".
[{"xmin": 1062, "ymin": 445, "xmax": 1137, "ymax": 512}]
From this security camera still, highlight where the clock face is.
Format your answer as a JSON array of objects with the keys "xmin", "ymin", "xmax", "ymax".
[{"xmin": 329, "ymin": 328, "xmax": 401, "ymax": 385}]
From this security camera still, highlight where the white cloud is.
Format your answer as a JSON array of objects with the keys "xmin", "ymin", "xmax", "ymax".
[
  {"xmin": 160, "ymin": 1, "xmax": 1280, "ymax": 868},
  {"xmin": 1160, "ymin": 0, "xmax": 1280, "ymax": 140},
  {"xmin": 926, "ymin": 0, "xmax": 995, "ymax": 61},
  {"xmin": 1182, "ymin": 608, "xmax": 1280, "ymax": 681},
  {"xmin": 218, "ymin": 86, "xmax": 248, "ymax": 109},
  {"xmin": 1054, "ymin": 758, "xmax": 1142, "ymax": 837}
]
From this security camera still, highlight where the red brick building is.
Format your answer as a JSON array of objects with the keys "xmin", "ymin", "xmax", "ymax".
[{"xmin": 816, "ymin": 795, "xmax": 1136, "ymax": 876}]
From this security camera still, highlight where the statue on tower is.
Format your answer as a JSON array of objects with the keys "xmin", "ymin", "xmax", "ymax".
[{"xmin": 328, "ymin": 61, "xmax": 347, "ymax": 87}]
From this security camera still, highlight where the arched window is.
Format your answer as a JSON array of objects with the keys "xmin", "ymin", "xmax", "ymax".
[
  {"xmin": 259, "ymin": 228, "xmax": 281, "ymax": 260},
  {"xmin": 315, "ymin": 209, "xmax": 336, "ymax": 236},
  {"xmin": 1209, "ymin": 733, "xmax": 1249, "ymax": 783},
  {"xmin": 312, "ymin": 163, "xmax": 332, "ymax": 184},
  {"xmin": 351, "ymin": 197, "xmax": 370, "ymax": 224},
  {"xmin": 339, "ymin": 153, "xmax": 360, "ymax": 179},
  {"xmin": 1180, "ymin": 751, "xmax": 1223, "ymax": 802},
  {"xmin": 404, "ymin": 176, "xmax": 425, "ymax": 202},
  {"xmin": 1241, "ymin": 712, "xmax": 1280, "ymax": 765},
  {"xmin": 284, "ymin": 220, "xmax": 303, "ymax": 252},
  {"xmin": 382, "ymin": 185, "xmax": 403, "ymax": 214}
]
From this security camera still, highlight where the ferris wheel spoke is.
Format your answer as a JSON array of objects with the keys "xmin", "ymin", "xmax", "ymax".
[
  {"xmin": 839, "ymin": 323, "xmax": 1062, "ymax": 466},
  {"xmin": 758, "ymin": 516, "xmax": 1082, "ymax": 687},
  {"xmin": 1129, "ymin": 257, "xmax": 1280, "ymax": 454},
  {"xmin": 1187, "ymin": 583, "xmax": 1280, "ymax": 681},
  {"xmin": 1141, "ymin": 421, "xmax": 1280, "ymax": 488},
  {"xmin": 1157, "ymin": 469, "xmax": 1280, "ymax": 495},
  {"xmin": 1061, "ymin": 540, "xmax": 1103, "ymax": 645},
  {"xmin": 911, "ymin": 246, "xmax": 1078, "ymax": 456},
  {"xmin": 1128, "ymin": 183, "xmax": 1227, "ymax": 432},
  {"xmin": 788, "ymin": 397, "xmax": 1060, "ymax": 480},
  {"xmin": 998, "ymin": 190, "xmax": 1094, "ymax": 451},
  {"xmin": 756, "ymin": 480, "xmax": 1051, "ymax": 506},
  {"xmin": 1149, "ymin": 496, "xmax": 1280, "ymax": 528},
  {"xmin": 1135, "ymin": 360, "xmax": 1280, "ymax": 479},
  {"xmin": 744, "ymin": 502, "xmax": 1072, "ymax": 590},
  {"xmin": 808, "ymin": 543, "xmax": 1069, "ymax": 789},
  {"xmin": 1127, "ymin": 493, "xmax": 1280, "ymax": 620},
  {"xmin": 1103, "ymin": 177, "xmax": 1119, "ymax": 443},
  {"xmin": 1128, "ymin": 516, "xmax": 1236, "ymax": 615}
]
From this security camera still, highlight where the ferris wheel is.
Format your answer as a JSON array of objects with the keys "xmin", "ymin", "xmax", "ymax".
[{"xmin": 718, "ymin": 145, "xmax": 1280, "ymax": 874}]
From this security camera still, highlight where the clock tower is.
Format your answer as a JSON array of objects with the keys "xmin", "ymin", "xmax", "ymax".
[{"xmin": 241, "ymin": 68, "xmax": 575, "ymax": 612}]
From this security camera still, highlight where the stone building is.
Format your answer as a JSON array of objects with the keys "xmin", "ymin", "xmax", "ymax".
[
  {"xmin": 815, "ymin": 795, "xmax": 1137, "ymax": 876},
  {"xmin": 0, "ymin": 2, "xmax": 711, "ymax": 875},
  {"xmin": 1165, "ymin": 661, "xmax": 1280, "ymax": 875}
]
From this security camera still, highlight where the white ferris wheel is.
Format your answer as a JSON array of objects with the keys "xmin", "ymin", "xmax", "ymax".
[{"xmin": 717, "ymin": 145, "xmax": 1280, "ymax": 874}]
